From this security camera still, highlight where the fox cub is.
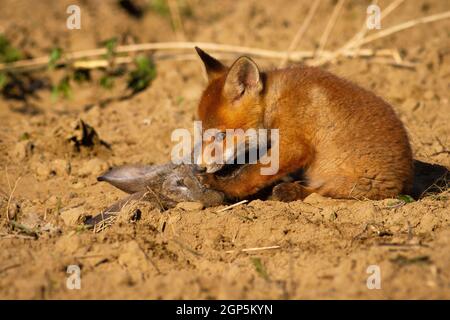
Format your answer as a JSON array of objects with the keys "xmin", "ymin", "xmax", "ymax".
[{"xmin": 194, "ymin": 47, "xmax": 413, "ymax": 201}]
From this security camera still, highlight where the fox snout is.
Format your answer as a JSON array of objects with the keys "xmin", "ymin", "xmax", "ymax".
[
  {"xmin": 194, "ymin": 138, "xmax": 228, "ymax": 174},
  {"xmin": 194, "ymin": 131, "xmax": 248, "ymax": 174}
]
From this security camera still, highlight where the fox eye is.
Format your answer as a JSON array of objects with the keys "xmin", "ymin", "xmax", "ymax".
[{"xmin": 216, "ymin": 131, "xmax": 226, "ymax": 141}]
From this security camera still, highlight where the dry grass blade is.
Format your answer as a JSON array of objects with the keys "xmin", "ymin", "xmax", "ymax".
[
  {"xmin": 279, "ymin": 0, "xmax": 322, "ymax": 67},
  {"xmin": 379, "ymin": 0, "xmax": 405, "ymax": 20},
  {"xmin": 312, "ymin": 0, "xmax": 405, "ymax": 66},
  {"xmin": 168, "ymin": 0, "xmax": 186, "ymax": 40},
  {"xmin": 359, "ymin": 10, "xmax": 450, "ymax": 46},
  {"xmin": 345, "ymin": 0, "xmax": 404, "ymax": 50},
  {"xmin": 225, "ymin": 245, "xmax": 281, "ymax": 254},
  {"xmin": 216, "ymin": 200, "xmax": 248, "ymax": 213},
  {"xmin": 93, "ymin": 214, "xmax": 117, "ymax": 233},
  {"xmin": 0, "ymin": 42, "xmax": 315, "ymax": 72},
  {"xmin": 5, "ymin": 176, "xmax": 21, "ymax": 221},
  {"xmin": 146, "ymin": 186, "xmax": 166, "ymax": 211},
  {"xmin": 73, "ymin": 56, "xmax": 133, "ymax": 69},
  {"xmin": 317, "ymin": 0, "xmax": 346, "ymax": 53}
]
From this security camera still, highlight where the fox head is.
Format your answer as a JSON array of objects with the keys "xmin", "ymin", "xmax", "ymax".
[
  {"xmin": 194, "ymin": 47, "xmax": 266, "ymax": 173},
  {"xmin": 195, "ymin": 47, "xmax": 265, "ymax": 130}
]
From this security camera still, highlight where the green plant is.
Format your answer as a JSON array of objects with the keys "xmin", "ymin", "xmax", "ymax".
[
  {"xmin": 51, "ymin": 75, "xmax": 72, "ymax": 100},
  {"xmin": 19, "ymin": 132, "xmax": 31, "ymax": 141},
  {"xmin": 127, "ymin": 55, "xmax": 156, "ymax": 93},
  {"xmin": 48, "ymin": 47, "xmax": 62, "ymax": 70},
  {"xmin": 251, "ymin": 257, "xmax": 269, "ymax": 280},
  {"xmin": 397, "ymin": 194, "xmax": 415, "ymax": 203},
  {"xmin": 102, "ymin": 37, "xmax": 118, "ymax": 60},
  {"xmin": 0, "ymin": 72, "xmax": 7, "ymax": 90},
  {"xmin": 100, "ymin": 74, "xmax": 115, "ymax": 89},
  {"xmin": 0, "ymin": 35, "xmax": 23, "ymax": 93},
  {"xmin": 150, "ymin": 0, "xmax": 170, "ymax": 16},
  {"xmin": 0, "ymin": 34, "xmax": 22, "ymax": 63}
]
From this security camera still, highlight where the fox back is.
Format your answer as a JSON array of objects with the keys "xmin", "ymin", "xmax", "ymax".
[{"xmin": 194, "ymin": 47, "xmax": 413, "ymax": 200}]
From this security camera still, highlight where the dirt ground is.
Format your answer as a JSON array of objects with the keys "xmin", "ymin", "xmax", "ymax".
[{"xmin": 0, "ymin": 0, "xmax": 449, "ymax": 299}]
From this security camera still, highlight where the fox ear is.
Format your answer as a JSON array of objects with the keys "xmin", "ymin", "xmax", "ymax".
[
  {"xmin": 195, "ymin": 47, "xmax": 226, "ymax": 81},
  {"xmin": 224, "ymin": 56, "xmax": 263, "ymax": 101}
]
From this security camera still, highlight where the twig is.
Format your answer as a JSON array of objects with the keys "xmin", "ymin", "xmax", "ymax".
[
  {"xmin": 359, "ymin": 11, "xmax": 450, "ymax": 46},
  {"xmin": 0, "ymin": 9, "xmax": 448, "ymax": 73},
  {"xmin": 0, "ymin": 42, "xmax": 314, "ymax": 72},
  {"xmin": 5, "ymin": 176, "xmax": 21, "ymax": 221},
  {"xmin": 346, "ymin": 0, "xmax": 404, "ymax": 50},
  {"xmin": 279, "ymin": 0, "xmax": 322, "ymax": 67},
  {"xmin": 168, "ymin": 0, "xmax": 186, "ymax": 41},
  {"xmin": 216, "ymin": 200, "xmax": 248, "ymax": 213},
  {"xmin": 311, "ymin": 0, "xmax": 405, "ymax": 66},
  {"xmin": 73, "ymin": 56, "xmax": 133, "ymax": 69},
  {"xmin": 0, "ymin": 40, "xmax": 438, "ymax": 73},
  {"xmin": 225, "ymin": 245, "xmax": 281, "ymax": 254},
  {"xmin": 317, "ymin": 0, "xmax": 346, "ymax": 53},
  {"xmin": 72, "ymin": 52, "xmax": 242, "ymax": 69},
  {"xmin": 371, "ymin": 57, "xmax": 416, "ymax": 69},
  {"xmin": 0, "ymin": 47, "xmax": 400, "ymax": 73}
]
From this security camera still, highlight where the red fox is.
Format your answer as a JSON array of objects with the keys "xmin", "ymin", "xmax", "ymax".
[{"xmin": 193, "ymin": 47, "xmax": 413, "ymax": 201}]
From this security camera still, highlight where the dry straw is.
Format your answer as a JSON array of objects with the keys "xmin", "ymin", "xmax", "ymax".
[{"xmin": 0, "ymin": 3, "xmax": 449, "ymax": 72}]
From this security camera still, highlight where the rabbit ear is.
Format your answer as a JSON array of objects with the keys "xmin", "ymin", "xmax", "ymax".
[{"xmin": 97, "ymin": 164, "xmax": 173, "ymax": 194}]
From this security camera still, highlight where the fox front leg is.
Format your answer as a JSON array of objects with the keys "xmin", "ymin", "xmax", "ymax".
[
  {"xmin": 199, "ymin": 144, "xmax": 313, "ymax": 199},
  {"xmin": 199, "ymin": 163, "xmax": 285, "ymax": 199}
]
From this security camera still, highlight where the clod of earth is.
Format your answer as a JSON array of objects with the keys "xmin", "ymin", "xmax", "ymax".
[{"xmin": 65, "ymin": 119, "xmax": 111, "ymax": 152}]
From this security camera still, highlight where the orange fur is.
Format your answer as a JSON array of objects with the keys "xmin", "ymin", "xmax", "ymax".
[{"xmin": 194, "ymin": 47, "xmax": 413, "ymax": 200}]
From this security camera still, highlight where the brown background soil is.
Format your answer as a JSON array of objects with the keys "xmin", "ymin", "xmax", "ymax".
[{"xmin": 0, "ymin": 0, "xmax": 449, "ymax": 299}]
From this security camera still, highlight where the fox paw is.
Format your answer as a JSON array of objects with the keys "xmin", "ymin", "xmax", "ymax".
[{"xmin": 271, "ymin": 182, "xmax": 307, "ymax": 202}]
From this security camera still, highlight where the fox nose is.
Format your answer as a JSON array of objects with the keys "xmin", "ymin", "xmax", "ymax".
[{"xmin": 193, "ymin": 164, "xmax": 207, "ymax": 174}]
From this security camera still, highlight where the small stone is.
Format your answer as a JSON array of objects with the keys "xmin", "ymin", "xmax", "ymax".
[
  {"xmin": 35, "ymin": 163, "xmax": 51, "ymax": 178},
  {"xmin": 6, "ymin": 201, "xmax": 20, "ymax": 220},
  {"xmin": 423, "ymin": 90, "xmax": 435, "ymax": 100},
  {"xmin": 53, "ymin": 159, "xmax": 71, "ymax": 176},
  {"xmin": 323, "ymin": 208, "xmax": 337, "ymax": 221},
  {"xmin": 14, "ymin": 140, "xmax": 34, "ymax": 160},
  {"xmin": 303, "ymin": 193, "xmax": 328, "ymax": 204},
  {"xmin": 60, "ymin": 207, "xmax": 86, "ymax": 226},
  {"xmin": 419, "ymin": 213, "xmax": 438, "ymax": 233},
  {"xmin": 72, "ymin": 181, "xmax": 86, "ymax": 189},
  {"xmin": 176, "ymin": 201, "xmax": 204, "ymax": 211},
  {"xmin": 355, "ymin": 202, "xmax": 378, "ymax": 221}
]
